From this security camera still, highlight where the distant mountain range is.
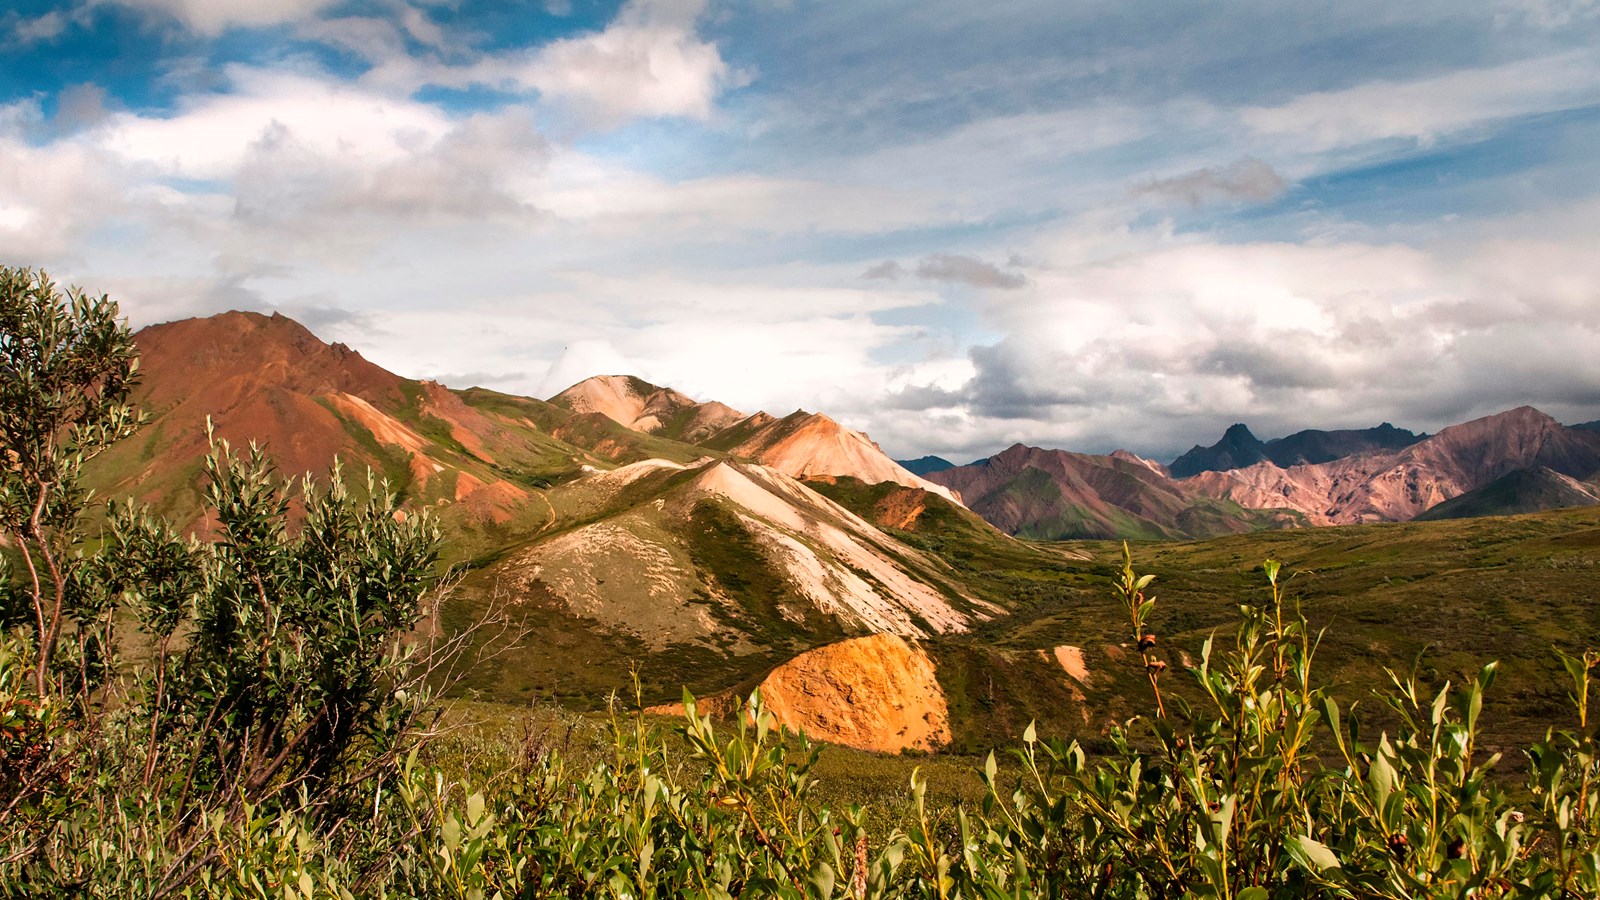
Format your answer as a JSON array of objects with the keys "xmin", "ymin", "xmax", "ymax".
[
  {"xmin": 923, "ymin": 444, "xmax": 1300, "ymax": 541},
  {"xmin": 1181, "ymin": 406, "xmax": 1600, "ymax": 526},
  {"xmin": 1168, "ymin": 422, "xmax": 1425, "ymax": 478},
  {"xmin": 920, "ymin": 407, "xmax": 1600, "ymax": 539}
]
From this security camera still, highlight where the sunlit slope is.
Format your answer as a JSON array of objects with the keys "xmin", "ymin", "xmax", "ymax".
[
  {"xmin": 448, "ymin": 458, "xmax": 1008, "ymax": 707},
  {"xmin": 1413, "ymin": 466, "xmax": 1600, "ymax": 520},
  {"xmin": 549, "ymin": 374, "xmax": 745, "ymax": 443}
]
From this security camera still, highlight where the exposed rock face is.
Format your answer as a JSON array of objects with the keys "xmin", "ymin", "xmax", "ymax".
[
  {"xmin": 550, "ymin": 374, "xmax": 745, "ymax": 443},
  {"xmin": 551, "ymin": 379, "xmax": 960, "ymax": 505},
  {"xmin": 1109, "ymin": 449, "xmax": 1170, "ymax": 478},
  {"xmin": 683, "ymin": 461, "xmax": 978, "ymax": 635},
  {"xmin": 754, "ymin": 634, "xmax": 950, "ymax": 753},
  {"xmin": 130, "ymin": 311, "xmax": 406, "ymax": 483},
  {"xmin": 663, "ymin": 635, "xmax": 951, "ymax": 753},
  {"xmin": 499, "ymin": 458, "xmax": 993, "ymax": 652},
  {"xmin": 925, "ymin": 443, "xmax": 1293, "ymax": 540},
  {"xmin": 1186, "ymin": 408, "xmax": 1600, "ymax": 525},
  {"xmin": 106, "ymin": 311, "xmax": 552, "ymax": 531}
]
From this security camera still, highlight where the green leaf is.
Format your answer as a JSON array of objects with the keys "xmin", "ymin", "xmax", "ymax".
[
  {"xmin": 806, "ymin": 860, "xmax": 835, "ymax": 899},
  {"xmin": 1286, "ymin": 834, "xmax": 1341, "ymax": 872},
  {"xmin": 1263, "ymin": 559, "xmax": 1281, "ymax": 584},
  {"xmin": 1369, "ymin": 746, "xmax": 1396, "ymax": 809}
]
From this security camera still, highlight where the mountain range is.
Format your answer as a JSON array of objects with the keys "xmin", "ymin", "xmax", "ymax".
[
  {"xmin": 78, "ymin": 310, "xmax": 1600, "ymax": 752},
  {"xmin": 915, "ymin": 408, "xmax": 1600, "ymax": 539},
  {"xmin": 1167, "ymin": 422, "xmax": 1425, "ymax": 478}
]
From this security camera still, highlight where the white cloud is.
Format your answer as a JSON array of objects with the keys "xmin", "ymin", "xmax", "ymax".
[
  {"xmin": 438, "ymin": 0, "xmax": 735, "ymax": 123},
  {"xmin": 9, "ymin": 11, "xmax": 68, "ymax": 43},
  {"xmin": 0, "ymin": 117, "xmax": 126, "ymax": 260},
  {"xmin": 326, "ymin": 273, "xmax": 931, "ymax": 421},
  {"xmin": 539, "ymin": 153, "xmax": 953, "ymax": 237},
  {"xmin": 98, "ymin": 0, "xmax": 342, "ymax": 35},
  {"xmin": 1241, "ymin": 50, "xmax": 1600, "ymax": 150},
  {"xmin": 229, "ymin": 109, "xmax": 546, "ymax": 233},
  {"xmin": 103, "ymin": 68, "xmax": 454, "ymax": 180}
]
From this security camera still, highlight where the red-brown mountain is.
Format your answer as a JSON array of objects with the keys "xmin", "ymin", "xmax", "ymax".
[
  {"xmin": 93, "ymin": 312, "xmax": 703, "ymax": 546},
  {"xmin": 1184, "ymin": 407, "xmax": 1600, "ymax": 525},
  {"xmin": 549, "ymin": 374, "xmax": 745, "ymax": 443},
  {"xmin": 923, "ymin": 443, "xmax": 1299, "ymax": 540}
]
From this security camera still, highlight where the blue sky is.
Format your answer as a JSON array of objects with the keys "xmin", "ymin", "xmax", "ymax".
[{"xmin": 3, "ymin": 0, "xmax": 1599, "ymax": 460}]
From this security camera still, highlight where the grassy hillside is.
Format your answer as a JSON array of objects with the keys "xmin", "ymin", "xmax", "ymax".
[{"xmin": 969, "ymin": 506, "xmax": 1600, "ymax": 751}]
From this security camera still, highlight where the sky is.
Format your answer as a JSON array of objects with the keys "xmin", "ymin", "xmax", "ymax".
[{"xmin": 3, "ymin": 0, "xmax": 1599, "ymax": 462}]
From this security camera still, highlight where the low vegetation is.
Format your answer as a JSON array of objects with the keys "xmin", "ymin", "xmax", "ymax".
[{"xmin": 11, "ymin": 266, "xmax": 1600, "ymax": 897}]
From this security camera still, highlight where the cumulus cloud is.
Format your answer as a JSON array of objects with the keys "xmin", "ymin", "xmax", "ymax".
[
  {"xmin": 0, "ymin": 109, "xmax": 126, "ymax": 260},
  {"xmin": 104, "ymin": 68, "xmax": 455, "ymax": 180},
  {"xmin": 480, "ymin": 0, "xmax": 736, "ymax": 122},
  {"xmin": 861, "ymin": 260, "xmax": 904, "ymax": 280},
  {"xmin": 8, "ymin": 10, "xmax": 69, "ymax": 43},
  {"xmin": 914, "ymin": 254, "xmax": 1026, "ymax": 289},
  {"xmin": 1135, "ymin": 157, "xmax": 1287, "ymax": 207},
  {"xmin": 231, "ymin": 110, "xmax": 547, "ymax": 232}
]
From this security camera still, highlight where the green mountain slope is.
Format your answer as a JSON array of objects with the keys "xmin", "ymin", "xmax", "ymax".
[{"xmin": 1414, "ymin": 465, "xmax": 1600, "ymax": 520}]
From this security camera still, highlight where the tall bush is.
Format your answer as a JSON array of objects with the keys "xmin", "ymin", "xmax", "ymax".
[{"xmin": 0, "ymin": 265, "xmax": 141, "ymax": 697}]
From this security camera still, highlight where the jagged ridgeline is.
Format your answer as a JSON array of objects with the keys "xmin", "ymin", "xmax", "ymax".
[{"xmin": 921, "ymin": 409, "xmax": 1600, "ymax": 540}]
